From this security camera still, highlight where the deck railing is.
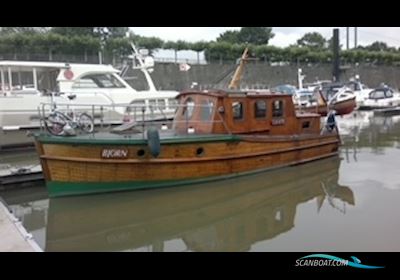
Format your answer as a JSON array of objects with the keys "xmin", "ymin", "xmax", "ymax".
[{"xmin": 37, "ymin": 101, "xmax": 229, "ymax": 139}]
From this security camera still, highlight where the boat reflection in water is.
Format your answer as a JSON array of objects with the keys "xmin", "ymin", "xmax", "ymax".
[{"xmin": 46, "ymin": 157, "xmax": 354, "ymax": 252}]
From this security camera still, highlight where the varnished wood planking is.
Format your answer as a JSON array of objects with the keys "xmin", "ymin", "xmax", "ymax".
[
  {"xmin": 40, "ymin": 135, "xmax": 338, "ymax": 161},
  {"xmin": 42, "ymin": 140, "xmax": 338, "ymax": 182}
]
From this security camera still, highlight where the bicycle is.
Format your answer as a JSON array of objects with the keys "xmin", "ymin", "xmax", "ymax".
[{"xmin": 44, "ymin": 93, "xmax": 94, "ymax": 136}]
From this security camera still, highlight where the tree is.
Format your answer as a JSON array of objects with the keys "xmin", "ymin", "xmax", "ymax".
[
  {"xmin": 364, "ymin": 41, "xmax": 396, "ymax": 52},
  {"xmin": 217, "ymin": 30, "xmax": 240, "ymax": 43},
  {"xmin": 237, "ymin": 27, "xmax": 274, "ymax": 45},
  {"xmin": 51, "ymin": 27, "xmax": 129, "ymax": 38},
  {"xmin": 106, "ymin": 27, "xmax": 129, "ymax": 38},
  {"xmin": 217, "ymin": 28, "xmax": 275, "ymax": 45},
  {"xmin": 191, "ymin": 41, "xmax": 209, "ymax": 63},
  {"xmin": 327, "ymin": 36, "xmax": 343, "ymax": 51},
  {"xmin": 51, "ymin": 27, "xmax": 95, "ymax": 37},
  {"xmin": 0, "ymin": 27, "xmax": 49, "ymax": 35},
  {"xmin": 135, "ymin": 36, "xmax": 164, "ymax": 54},
  {"xmin": 163, "ymin": 40, "xmax": 191, "ymax": 63},
  {"xmin": 297, "ymin": 32, "xmax": 327, "ymax": 50}
]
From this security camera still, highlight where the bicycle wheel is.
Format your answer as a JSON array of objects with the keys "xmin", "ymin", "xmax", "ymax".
[
  {"xmin": 45, "ymin": 111, "xmax": 68, "ymax": 136},
  {"xmin": 78, "ymin": 113, "xmax": 94, "ymax": 133}
]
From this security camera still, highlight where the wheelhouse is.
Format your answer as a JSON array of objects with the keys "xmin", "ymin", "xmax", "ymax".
[{"xmin": 173, "ymin": 90, "xmax": 321, "ymax": 135}]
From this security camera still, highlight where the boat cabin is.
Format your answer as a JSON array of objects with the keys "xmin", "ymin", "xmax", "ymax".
[
  {"xmin": 173, "ymin": 89, "xmax": 321, "ymax": 136},
  {"xmin": 0, "ymin": 60, "xmax": 179, "ymax": 129}
]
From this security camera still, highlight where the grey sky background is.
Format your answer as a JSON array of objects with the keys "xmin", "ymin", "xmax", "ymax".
[{"xmin": 130, "ymin": 27, "xmax": 400, "ymax": 47}]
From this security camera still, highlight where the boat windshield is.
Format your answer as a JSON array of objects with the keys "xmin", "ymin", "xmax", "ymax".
[
  {"xmin": 72, "ymin": 73, "xmax": 126, "ymax": 89},
  {"xmin": 182, "ymin": 97, "xmax": 195, "ymax": 120},
  {"xmin": 369, "ymin": 89, "xmax": 392, "ymax": 99}
]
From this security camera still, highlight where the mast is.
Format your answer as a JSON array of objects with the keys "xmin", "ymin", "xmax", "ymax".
[
  {"xmin": 130, "ymin": 42, "xmax": 157, "ymax": 92},
  {"xmin": 228, "ymin": 48, "xmax": 249, "ymax": 90}
]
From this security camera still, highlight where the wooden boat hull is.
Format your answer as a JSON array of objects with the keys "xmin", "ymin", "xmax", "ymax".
[
  {"xmin": 45, "ymin": 157, "xmax": 352, "ymax": 252},
  {"xmin": 297, "ymin": 97, "xmax": 356, "ymax": 116},
  {"xmin": 35, "ymin": 133, "xmax": 340, "ymax": 197},
  {"xmin": 331, "ymin": 97, "xmax": 356, "ymax": 115}
]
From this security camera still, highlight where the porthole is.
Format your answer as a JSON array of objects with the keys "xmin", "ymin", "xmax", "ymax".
[
  {"xmin": 196, "ymin": 147, "xmax": 204, "ymax": 157},
  {"xmin": 137, "ymin": 149, "xmax": 145, "ymax": 157}
]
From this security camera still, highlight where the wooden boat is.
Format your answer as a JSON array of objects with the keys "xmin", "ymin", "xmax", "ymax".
[
  {"xmin": 34, "ymin": 90, "xmax": 340, "ymax": 197},
  {"xmin": 45, "ymin": 157, "xmax": 353, "ymax": 251},
  {"xmin": 34, "ymin": 48, "xmax": 341, "ymax": 198}
]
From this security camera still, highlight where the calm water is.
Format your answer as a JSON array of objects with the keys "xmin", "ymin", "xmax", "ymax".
[{"xmin": 2, "ymin": 111, "xmax": 400, "ymax": 252}]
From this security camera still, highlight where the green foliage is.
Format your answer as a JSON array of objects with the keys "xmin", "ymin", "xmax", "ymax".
[
  {"xmin": 217, "ymin": 30, "xmax": 240, "ymax": 43},
  {"xmin": 359, "ymin": 41, "xmax": 397, "ymax": 52},
  {"xmin": 217, "ymin": 27, "xmax": 274, "ymax": 45},
  {"xmin": 1, "ymin": 28, "xmax": 400, "ymax": 66},
  {"xmin": 51, "ymin": 27, "xmax": 95, "ymax": 37},
  {"xmin": 136, "ymin": 36, "xmax": 164, "ymax": 51},
  {"xmin": 0, "ymin": 27, "xmax": 49, "ymax": 35},
  {"xmin": 297, "ymin": 32, "xmax": 327, "ymax": 50},
  {"xmin": 237, "ymin": 27, "xmax": 274, "ymax": 45},
  {"xmin": 190, "ymin": 41, "xmax": 209, "ymax": 52}
]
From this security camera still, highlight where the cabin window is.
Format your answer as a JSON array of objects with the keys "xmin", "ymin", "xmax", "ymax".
[
  {"xmin": 386, "ymin": 90, "xmax": 393, "ymax": 98},
  {"xmin": 157, "ymin": 99, "xmax": 166, "ymax": 110},
  {"xmin": 182, "ymin": 97, "xmax": 195, "ymax": 120},
  {"xmin": 254, "ymin": 100, "xmax": 267, "ymax": 118},
  {"xmin": 232, "ymin": 101, "xmax": 244, "ymax": 120},
  {"xmin": 302, "ymin": 121, "xmax": 310, "ymax": 128},
  {"xmin": 168, "ymin": 98, "xmax": 178, "ymax": 110},
  {"xmin": 72, "ymin": 73, "xmax": 125, "ymax": 89},
  {"xmin": 148, "ymin": 99, "xmax": 157, "ymax": 110},
  {"xmin": 131, "ymin": 99, "xmax": 146, "ymax": 109},
  {"xmin": 272, "ymin": 100, "xmax": 284, "ymax": 118},
  {"xmin": 370, "ymin": 90, "xmax": 386, "ymax": 99},
  {"xmin": 200, "ymin": 99, "xmax": 215, "ymax": 121}
]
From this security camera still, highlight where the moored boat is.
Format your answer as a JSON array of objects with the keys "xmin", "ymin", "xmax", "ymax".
[
  {"xmin": 34, "ymin": 86, "xmax": 341, "ymax": 197},
  {"xmin": 358, "ymin": 86, "xmax": 400, "ymax": 110},
  {"xmin": 295, "ymin": 86, "xmax": 356, "ymax": 116}
]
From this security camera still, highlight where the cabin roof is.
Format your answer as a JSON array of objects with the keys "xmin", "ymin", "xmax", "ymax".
[
  {"xmin": 178, "ymin": 89, "xmax": 292, "ymax": 99},
  {"xmin": 0, "ymin": 61, "xmax": 119, "ymax": 73}
]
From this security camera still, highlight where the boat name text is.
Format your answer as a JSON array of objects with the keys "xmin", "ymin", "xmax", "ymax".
[
  {"xmin": 101, "ymin": 149, "xmax": 129, "ymax": 159},
  {"xmin": 272, "ymin": 118, "xmax": 285, "ymax": 126}
]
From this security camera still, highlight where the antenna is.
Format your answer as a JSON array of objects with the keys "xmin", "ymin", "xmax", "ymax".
[{"xmin": 130, "ymin": 42, "xmax": 157, "ymax": 92}]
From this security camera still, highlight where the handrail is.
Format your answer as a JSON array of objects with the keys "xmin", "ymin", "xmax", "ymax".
[{"xmin": 38, "ymin": 101, "xmax": 230, "ymax": 138}]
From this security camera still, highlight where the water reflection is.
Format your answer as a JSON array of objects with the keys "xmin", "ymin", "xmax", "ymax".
[
  {"xmin": 45, "ymin": 157, "xmax": 353, "ymax": 252},
  {"xmin": 5, "ymin": 113, "xmax": 400, "ymax": 251},
  {"xmin": 338, "ymin": 112, "xmax": 400, "ymax": 148},
  {"xmin": 336, "ymin": 112, "xmax": 400, "ymax": 191}
]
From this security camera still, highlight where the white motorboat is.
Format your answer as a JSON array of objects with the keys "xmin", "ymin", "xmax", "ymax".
[
  {"xmin": 345, "ymin": 77, "xmax": 373, "ymax": 107},
  {"xmin": 358, "ymin": 86, "xmax": 400, "ymax": 110},
  {"xmin": 0, "ymin": 43, "xmax": 179, "ymax": 131}
]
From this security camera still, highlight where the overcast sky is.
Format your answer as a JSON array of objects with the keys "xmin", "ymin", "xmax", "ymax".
[{"xmin": 130, "ymin": 27, "xmax": 400, "ymax": 48}]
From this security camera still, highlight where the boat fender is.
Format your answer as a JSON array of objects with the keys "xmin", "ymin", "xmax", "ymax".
[
  {"xmin": 147, "ymin": 127, "xmax": 161, "ymax": 158},
  {"xmin": 326, "ymin": 111, "xmax": 336, "ymax": 132}
]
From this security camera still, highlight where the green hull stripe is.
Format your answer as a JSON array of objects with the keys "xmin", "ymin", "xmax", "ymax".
[{"xmin": 47, "ymin": 152, "xmax": 338, "ymax": 197}]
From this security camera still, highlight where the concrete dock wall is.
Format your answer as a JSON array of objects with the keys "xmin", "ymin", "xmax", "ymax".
[{"xmin": 125, "ymin": 63, "xmax": 400, "ymax": 91}]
